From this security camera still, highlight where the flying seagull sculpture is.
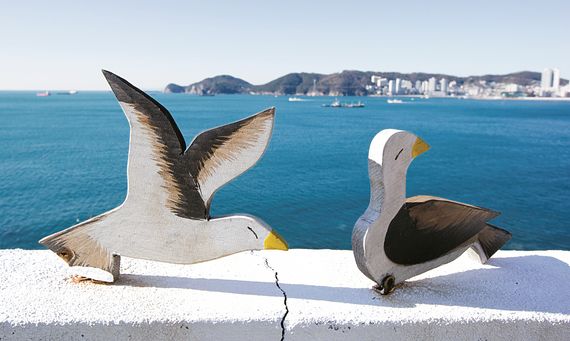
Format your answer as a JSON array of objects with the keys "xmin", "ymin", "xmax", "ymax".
[
  {"xmin": 352, "ymin": 129, "xmax": 511, "ymax": 294},
  {"xmin": 39, "ymin": 70, "xmax": 287, "ymax": 282}
]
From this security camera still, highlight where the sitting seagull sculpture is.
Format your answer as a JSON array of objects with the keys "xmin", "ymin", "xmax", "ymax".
[
  {"xmin": 352, "ymin": 129, "xmax": 511, "ymax": 294},
  {"xmin": 39, "ymin": 70, "xmax": 287, "ymax": 282}
]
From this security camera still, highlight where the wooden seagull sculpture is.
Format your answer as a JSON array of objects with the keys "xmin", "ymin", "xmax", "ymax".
[
  {"xmin": 352, "ymin": 129, "xmax": 511, "ymax": 294},
  {"xmin": 39, "ymin": 70, "xmax": 287, "ymax": 282}
]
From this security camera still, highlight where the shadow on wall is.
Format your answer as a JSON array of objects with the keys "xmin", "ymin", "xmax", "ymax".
[{"xmin": 117, "ymin": 255, "xmax": 569, "ymax": 315}]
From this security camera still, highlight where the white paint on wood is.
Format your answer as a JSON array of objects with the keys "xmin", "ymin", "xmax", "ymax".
[
  {"xmin": 39, "ymin": 72, "xmax": 286, "ymax": 281},
  {"xmin": 353, "ymin": 129, "xmax": 509, "ymax": 292}
]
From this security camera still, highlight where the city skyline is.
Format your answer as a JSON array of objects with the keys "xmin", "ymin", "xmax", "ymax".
[
  {"xmin": 1, "ymin": 0, "xmax": 569, "ymax": 90},
  {"xmin": 368, "ymin": 67, "xmax": 570, "ymax": 98}
]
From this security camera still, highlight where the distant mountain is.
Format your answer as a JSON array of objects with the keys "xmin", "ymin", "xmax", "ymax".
[
  {"xmin": 165, "ymin": 70, "xmax": 567, "ymax": 95},
  {"xmin": 251, "ymin": 72, "xmax": 323, "ymax": 95},
  {"xmin": 306, "ymin": 70, "xmax": 370, "ymax": 96},
  {"xmin": 463, "ymin": 71, "xmax": 542, "ymax": 86},
  {"xmin": 165, "ymin": 75, "xmax": 252, "ymax": 95},
  {"xmin": 164, "ymin": 83, "xmax": 186, "ymax": 93}
]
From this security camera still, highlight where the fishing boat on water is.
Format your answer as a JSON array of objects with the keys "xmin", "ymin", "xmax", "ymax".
[
  {"xmin": 345, "ymin": 101, "xmax": 365, "ymax": 108},
  {"xmin": 36, "ymin": 91, "xmax": 51, "ymax": 97},
  {"xmin": 323, "ymin": 98, "xmax": 364, "ymax": 108},
  {"xmin": 322, "ymin": 98, "xmax": 341, "ymax": 107}
]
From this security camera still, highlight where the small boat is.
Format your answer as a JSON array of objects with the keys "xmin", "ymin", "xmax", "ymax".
[
  {"xmin": 323, "ymin": 98, "xmax": 341, "ymax": 107},
  {"xmin": 323, "ymin": 98, "xmax": 365, "ymax": 108},
  {"xmin": 288, "ymin": 97, "xmax": 304, "ymax": 102},
  {"xmin": 56, "ymin": 90, "xmax": 78, "ymax": 95},
  {"xmin": 346, "ymin": 101, "xmax": 365, "ymax": 108},
  {"xmin": 36, "ymin": 91, "xmax": 51, "ymax": 97},
  {"xmin": 387, "ymin": 99, "xmax": 403, "ymax": 104}
]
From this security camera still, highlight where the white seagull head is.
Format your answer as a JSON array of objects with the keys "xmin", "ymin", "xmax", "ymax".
[
  {"xmin": 368, "ymin": 129, "xmax": 430, "ymax": 169},
  {"xmin": 213, "ymin": 214, "xmax": 289, "ymax": 252}
]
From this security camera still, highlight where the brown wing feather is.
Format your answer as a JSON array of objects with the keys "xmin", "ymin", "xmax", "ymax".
[
  {"xmin": 183, "ymin": 108, "xmax": 275, "ymax": 214},
  {"xmin": 103, "ymin": 70, "xmax": 207, "ymax": 219},
  {"xmin": 103, "ymin": 70, "xmax": 186, "ymax": 152},
  {"xmin": 384, "ymin": 196, "xmax": 500, "ymax": 265},
  {"xmin": 104, "ymin": 71, "xmax": 274, "ymax": 220}
]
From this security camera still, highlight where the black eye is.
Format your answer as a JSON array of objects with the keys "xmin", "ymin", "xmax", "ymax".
[
  {"xmin": 247, "ymin": 226, "xmax": 258, "ymax": 239},
  {"xmin": 395, "ymin": 148, "xmax": 404, "ymax": 160},
  {"xmin": 57, "ymin": 249, "xmax": 73, "ymax": 261}
]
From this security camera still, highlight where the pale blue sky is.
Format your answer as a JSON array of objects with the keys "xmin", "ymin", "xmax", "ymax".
[{"xmin": 1, "ymin": 0, "xmax": 568, "ymax": 90}]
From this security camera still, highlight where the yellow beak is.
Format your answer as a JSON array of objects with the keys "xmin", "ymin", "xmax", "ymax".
[
  {"xmin": 412, "ymin": 136, "xmax": 430, "ymax": 158},
  {"xmin": 264, "ymin": 230, "xmax": 288, "ymax": 251}
]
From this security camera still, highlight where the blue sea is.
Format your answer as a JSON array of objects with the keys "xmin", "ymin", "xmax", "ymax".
[{"xmin": 1, "ymin": 92, "xmax": 569, "ymax": 250}]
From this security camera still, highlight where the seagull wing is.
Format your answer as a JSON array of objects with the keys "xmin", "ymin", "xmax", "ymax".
[
  {"xmin": 103, "ymin": 70, "xmax": 207, "ymax": 219},
  {"xmin": 383, "ymin": 195, "xmax": 500, "ymax": 265},
  {"xmin": 182, "ymin": 108, "xmax": 275, "ymax": 215}
]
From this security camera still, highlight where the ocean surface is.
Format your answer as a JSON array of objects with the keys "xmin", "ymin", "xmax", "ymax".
[{"xmin": 1, "ymin": 92, "xmax": 569, "ymax": 250}]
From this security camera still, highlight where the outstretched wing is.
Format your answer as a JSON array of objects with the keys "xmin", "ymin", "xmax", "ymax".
[
  {"xmin": 103, "ymin": 70, "xmax": 207, "ymax": 218},
  {"xmin": 183, "ymin": 108, "xmax": 275, "ymax": 213},
  {"xmin": 384, "ymin": 195, "xmax": 500, "ymax": 265}
]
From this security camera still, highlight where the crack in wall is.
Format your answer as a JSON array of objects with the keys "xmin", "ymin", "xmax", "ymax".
[{"xmin": 264, "ymin": 258, "xmax": 289, "ymax": 341}]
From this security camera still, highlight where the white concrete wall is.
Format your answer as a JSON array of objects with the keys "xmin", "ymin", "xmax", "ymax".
[{"xmin": 1, "ymin": 249, "xmax": 568, "ymax": 340}]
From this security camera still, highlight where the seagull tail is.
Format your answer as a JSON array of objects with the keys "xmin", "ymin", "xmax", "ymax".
[
  {"xmin": 472, "ymin": 224, "xmax": 512, "ymax": 263},
  {"xmin": 38, "ymin": 215, "xmax": 117, "ymax": 278}
]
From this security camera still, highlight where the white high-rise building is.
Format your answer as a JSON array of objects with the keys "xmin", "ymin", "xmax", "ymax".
[
  {"xmin": 552, "ymin": 68, "xmax": 561, "ymax": 90},
  {"xmin": 371, "ymin": 75, "xmax": 387, "ymax": 87},
  {"xmin": 395, "ymin": 78, "xmax": 401, "ymax": 95},
  {"xmin": 388, "ymin": 80, "xmax": 395, "ymax": 95},
  {"xmin": 541, "ymin": 68, "xmax": 563, "ymax": 96},
  {"xmin": 428, "ymin": 77, "xmax": 437, "ymax": 92},
  {"xmin": 440, "ymin": 78, "xmax": 448, "ymax": 94},
  {"xmin": 415, "ymin": 80, "xmax": 421, "ymax": 91},
  {"xmin": 421, "ymin": 80, "xmax": 429, "ymax": 93},
  {"xmin": 541, "ymin": 68, "xmax": 554, "ymax": 90}
]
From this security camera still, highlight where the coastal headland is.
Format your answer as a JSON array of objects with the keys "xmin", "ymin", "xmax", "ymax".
[{"xmin": 164, "ymin": 70, "xmax": 570, "ymax": 99}]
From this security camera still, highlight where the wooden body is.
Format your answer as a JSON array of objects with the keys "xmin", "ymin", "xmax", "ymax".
[
  {"xmin": 352, "ymin": 129, "xmax": 511, "ymax": 293},
  {"xmin": 39, "ymin": 71, "xmax": 287, "ymax": 282}
]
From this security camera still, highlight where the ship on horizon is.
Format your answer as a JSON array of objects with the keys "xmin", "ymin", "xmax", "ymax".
[
  {"xmin": 56, "ymin": 90, "xmax": 78, "ymax": 95},
  {"xmin": 322, "ymin": 98, "xmax": 365, "ymax": 108}
]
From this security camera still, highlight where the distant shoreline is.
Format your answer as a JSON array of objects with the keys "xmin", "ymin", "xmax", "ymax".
[
  {"xmin": 165, "ymin": 70, "xmax": 570, "ymax": 98},
  {"xmin": 288, "ymin": 94, "xmax": 570, "ymax": 102},
  {"xmin": 468, "ymin": 96, "xmax": 570, "ymax": 102},
  {"xmin": 370, "ymin": 94, "xmax": 570, "ymax": 101},
  {"xmin": 2, "ymin": 90, "xmax": 569, "ymax": 102}
]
